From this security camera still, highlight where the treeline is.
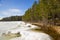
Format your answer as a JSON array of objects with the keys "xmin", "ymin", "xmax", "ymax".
[
  {"xmin": 22, "ymin": 0, "xmax": 60, "ymax": 25},
  {"xmin": 0, "ymin": 16, "xmax": 22, "ymax": 21}
]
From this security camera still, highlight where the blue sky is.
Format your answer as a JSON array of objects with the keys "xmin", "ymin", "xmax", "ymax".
[{"xmin": 0, "ymin": 0, "xmax": 37, "ymax": 18}]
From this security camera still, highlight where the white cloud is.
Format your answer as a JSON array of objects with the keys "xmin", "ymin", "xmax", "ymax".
[
  {"xmin": 0, "ymin": 8, "xmax": 25, "ymax": 18},
  {"xmin": 9, "ymin": 9, "xmax": 21, "ymax": 13}
]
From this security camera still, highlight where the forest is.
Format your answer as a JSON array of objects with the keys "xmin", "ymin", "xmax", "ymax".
[
  {"xmin": 0, "ymin": 16, "xmax": 22, "ymax": 21},
  {"xmin": 22, "ymin": 0, "xmax": 60, "ymax": 26}
]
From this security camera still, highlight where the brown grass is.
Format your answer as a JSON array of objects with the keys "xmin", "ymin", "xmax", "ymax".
[
  {"xmin": 32, "ymin": 23, "xmax": 60, "ymax": 40},
  {"xmin": 43, "ymin": 26, "xmax": 60, "ymax": 40}
]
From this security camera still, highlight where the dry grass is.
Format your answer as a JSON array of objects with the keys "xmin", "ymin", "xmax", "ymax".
[
  {"xmin": 2, "ymin": 32, "xmax": 21, "ymax": 39},
  {"xmin": 43, "ymin": 26, "xmax": 60, "ymax": 40},
  {"xmin": 32, "ymin": 23, "xmax": 60, "ymax": 40}
]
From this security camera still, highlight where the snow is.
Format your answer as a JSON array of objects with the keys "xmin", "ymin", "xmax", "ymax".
[
  {"xmin": 0, "ymin": 21, "xmax": 52, "ymax": 40},
  {"xmin": 10, "ymin": 31, "xmax": 52, "ymax": 40}
]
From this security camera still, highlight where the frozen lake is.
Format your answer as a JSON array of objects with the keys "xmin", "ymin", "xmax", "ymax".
[{"xmin": 0, "ymin": 21, "xmax": 52, "ymax": 40}]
